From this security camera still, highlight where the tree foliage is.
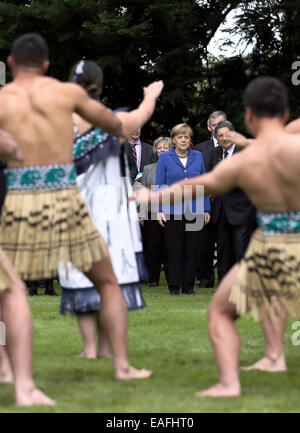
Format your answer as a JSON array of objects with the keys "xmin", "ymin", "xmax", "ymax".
[{"xmin": 0, "ymin": 1, "xmax": 300, "ymax": 141}]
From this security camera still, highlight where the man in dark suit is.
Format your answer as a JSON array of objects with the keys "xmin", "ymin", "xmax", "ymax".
[
  {"xmin": 124, "ymin": 127, "xmax": 155, "ymax": 183},
  {"xmin": 195, "ymin": 111, "xmax": 227, "ymax": 288},
  {"xmin": 211, "ymin": 120, "xmax": 257, "ymax": 282}
]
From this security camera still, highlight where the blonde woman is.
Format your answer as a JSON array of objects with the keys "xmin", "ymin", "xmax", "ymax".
[{"xmin": 155, "ymin": 124, "xmax": 210, "ymax": 295}]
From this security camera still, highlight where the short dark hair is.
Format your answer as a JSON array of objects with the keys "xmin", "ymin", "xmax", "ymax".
[
  {"xmin": 11, "ymin": 33, "xmax": 48, "ymax": 67},
  {"xmin": 69, "ymin": 60, "xmax": 104, "ymax": 99},
  {"xmin": 215, "ymin": 120, "xmax": 234, "ymax": 135},
  {"xmin": 244, "ymin": 76, "xmax": 288, "ymax": 118}
]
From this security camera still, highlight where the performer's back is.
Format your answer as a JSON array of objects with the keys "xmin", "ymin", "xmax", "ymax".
[
  {"xmin": 0, "ymin": 77, "xmax": 85, "ymax": 167},
  {"xmin": 0, "ymin": 76, "xmax": 121, "ymax": 168}
]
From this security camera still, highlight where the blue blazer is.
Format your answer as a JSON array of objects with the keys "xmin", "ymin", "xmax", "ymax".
[{"xmin": 155, "ymin": 147, "xmax": 211, "ymax": 215}]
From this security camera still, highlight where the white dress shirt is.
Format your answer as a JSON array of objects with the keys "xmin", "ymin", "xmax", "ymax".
[
  {"xmin": 179, "ymin": 157, "xmax": 188, "ymax": 167},
  {"xmin": 213, "ymin": 136, "xmax": 219, "ymax": 148},
  {"xmin": 223, "ymin": 144, "xmax": 235, "ymax": 159}
]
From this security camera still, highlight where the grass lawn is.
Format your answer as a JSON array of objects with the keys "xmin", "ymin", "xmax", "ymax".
[{"xmin": 1, "ymin": 276, "xmax": 300, "ymax": 413}]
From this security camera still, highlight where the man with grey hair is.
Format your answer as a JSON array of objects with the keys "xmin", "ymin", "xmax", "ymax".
[
  {"xmin": 195, "ymin": 111, "xmax": 227, "ymax": 171},
  {"xmin": 195, "ymin": 111, "xmax": 227, "ymax": 288},
  {"xmin": 210, "ymin": 120, "xmax": 256, "ymax": 282}
]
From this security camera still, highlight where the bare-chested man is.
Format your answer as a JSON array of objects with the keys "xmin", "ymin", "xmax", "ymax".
[
  {"xmin": 219, "ymin": 116, "xmax": 300, "ymax": 374},
  {"xmin": 134, "ymin": 76, "xmax": 300, "ymax": 397},
  {"xmin": 0, "ymin": 33, "xmax": 163, "ymax": 403}
]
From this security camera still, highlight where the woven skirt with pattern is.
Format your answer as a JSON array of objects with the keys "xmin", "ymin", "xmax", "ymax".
[
  {"xmin": 229, "ymin": 228, "xmax": 300, "ymax": 320},
  {"xmin": 0, "ymin": 186, "xmax": 108, "ymax": 281}
]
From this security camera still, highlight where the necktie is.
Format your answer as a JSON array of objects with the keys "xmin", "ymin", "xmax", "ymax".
[
  {"xmin": 131, "ymin": 143, "xmax": 137, "ymax": 167},
  {"xmin": 223, "ymin": 150, "xmax": 229, "ymax": 159}
]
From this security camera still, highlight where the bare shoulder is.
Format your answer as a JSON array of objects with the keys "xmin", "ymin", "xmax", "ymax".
[
  {"xmin": 0, "ymin": 84, "xmax": 19, "ymax": 117},
  {"xmin": 273, "ymin": 132, "xmax": 300, "ymax": 158},
  {"xmin": 45, "ymin": 80, "xmax": 86, "ymax": 99},
  {"xmin": 60, "ymin": 82, "xmax": 86, "ymax": 98},
  {"xmin": 284, "ymin": 131, "xmax": 300, "ymax": 146},
  {"xmin": 1, "ymin": 76, "xmax": 65, "ymax": 95},
  {"xmin": 33, "ymin": 79, "xmax": 87, "ymax": 101},
  {"xmin": 31, "ymin": 76, "xmax": 63, "ymax": 91},
  {"xmin": 49, "ymin": 81, "xmax": 89, "ymax": 112},
  {"xmin": 285, "ymin": 118, "xmax": 300, "ymax": 134},
  {"xmin": 0, "ymin": 82, "xmax": 21, "ymax": 96}
]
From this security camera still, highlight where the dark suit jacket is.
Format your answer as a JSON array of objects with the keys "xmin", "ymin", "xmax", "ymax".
[
  {"xmin": 210, "ymin": 145, "xmax": 256, "ymax": 226},
  {"xmin": 124, "ymin": 141, "xmax": 155, "ymax": 183},
  {"xmin": 195, "ymin": 138, "xmax": 216, "ymax": 172}
]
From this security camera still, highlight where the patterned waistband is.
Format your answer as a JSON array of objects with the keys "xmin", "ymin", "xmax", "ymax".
[
  {"xmin": 5, "ymin": 163, "xmax": 77, "ymax": 190},
  {"xmin": 257, "ymin": 211, "xmax": 300, "ymax": 234}
]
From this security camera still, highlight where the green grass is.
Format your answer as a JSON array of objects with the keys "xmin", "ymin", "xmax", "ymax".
[{"xmin": 1, "ymin": 277, "xmax": 300, "ymax": 413}]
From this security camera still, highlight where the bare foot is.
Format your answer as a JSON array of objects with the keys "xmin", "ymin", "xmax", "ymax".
[
  {"xmin": 0, "ymin": 369, "xmax": 14, "ymax": 383},
  {"xmin": 16, "ymin": 388, "xmax": 55, "ymax": 407},
  {"xmin": 194, "ymin": 382, "xmax": 241, "ymax": 398},
  {"xmin": 115, "ymin": 366, "xmax": 153, "ymax": 380},
  {"xmin": 98, "ymin": 352, "xmax": 112, "ymax": 359},
  {"xmin": 241, "ymin": 356, "xmax": 287, "ymax": 372},
  {"xmin": 76, "ymin": 352, "xmax": 97, "ymax": 359}
]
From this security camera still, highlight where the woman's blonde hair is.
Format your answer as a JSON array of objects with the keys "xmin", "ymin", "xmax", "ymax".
[{"xmin": 170, "ymin": 123, "xmax": 193, "ymax": 140}]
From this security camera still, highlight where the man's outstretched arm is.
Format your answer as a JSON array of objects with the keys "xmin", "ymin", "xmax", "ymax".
[
  {"xmin": 115, "ymin": 81, "xmax": 163, "ymax": 140},
  {"xmin": 72, "ymin": 80, "xmax": 163, "ymax": 140},
  {"xmin": 133, "ymin": 155, "xmax": 240, "ymax": 206},
  {"xmin": 224, "ymin": 130, "xmax": 255, "ymax": 147},
  {"xmin": 72, "ymin": 84, "xmax": 122, "ymax": 136}
]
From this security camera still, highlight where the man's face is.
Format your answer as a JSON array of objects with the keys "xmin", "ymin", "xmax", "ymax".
[
  {"xmin": 130, "ymin": 128, "xmax": 141, "ymax": 142},
  {"xmin": 208, "ymin": 115, "xmax": 225, "ymax": 138},
  {"xmin": 216, "ymin": 127, "xmax": 233, "ymax": 150}
]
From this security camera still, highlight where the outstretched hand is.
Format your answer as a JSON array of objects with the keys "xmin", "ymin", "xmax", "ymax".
[
  {"xmin": 129, "ymin": 186, "xmax": 153, "ymax": 205},
  {"xmin": 12, "ymin": 148, "xmax": 24, "ymax": 163},
  {"xmin": 224, "ymin": 130, "xmax": 254, "ymax": 147},
  {"xmin": 0, "ymin": 130, "xmax": 23, "ymax": 162},
  {"xmin": 143, "ymin": 81, "xmax": 164, "ymax": 100}
]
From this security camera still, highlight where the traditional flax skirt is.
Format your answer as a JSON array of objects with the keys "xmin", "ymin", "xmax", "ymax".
[
  {"xmin": 0, "ymin": 164, "xmax": 108, "ymax": 281},
  {"xmin": 230, "ymin": 211, "xmax": 300, "ymax": 321}
]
